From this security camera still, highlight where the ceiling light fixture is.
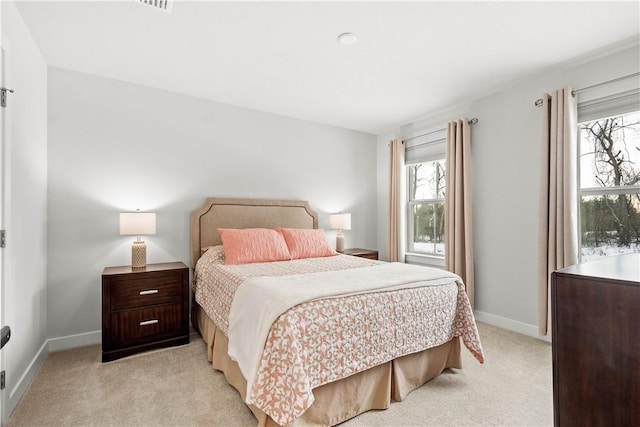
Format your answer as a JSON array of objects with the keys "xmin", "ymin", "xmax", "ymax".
[{"xmin": 337, "ymin": 32, "xmax": 358, "ymax": 46}]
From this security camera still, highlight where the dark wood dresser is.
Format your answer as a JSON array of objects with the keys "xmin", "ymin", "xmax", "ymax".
[
  {"xmin": 551, "ymin": 253, "xmax": 640, "ymax": 426},
  {"xmin": 102, "ymin": 262, "xmax": 190, "ymax": 362}
]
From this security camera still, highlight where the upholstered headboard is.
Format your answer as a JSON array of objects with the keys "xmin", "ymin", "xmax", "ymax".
[{"xmin": 190, "ymin": 198, "xmax": 318, "ymax": 269}]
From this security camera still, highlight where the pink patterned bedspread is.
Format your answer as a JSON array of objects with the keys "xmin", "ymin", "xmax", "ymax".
[{"xmin": 194, "ymin": 248, "xmax": 484, "ymax": 426}]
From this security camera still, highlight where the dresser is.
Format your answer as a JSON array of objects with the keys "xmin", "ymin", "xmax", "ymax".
[
  {"xmin": 102, "ymin": 262, "xmax": 190, "ymax": 362},
  {"xmin": 551, "ymin": 253, "xmax": 640, "ymax": 426}
]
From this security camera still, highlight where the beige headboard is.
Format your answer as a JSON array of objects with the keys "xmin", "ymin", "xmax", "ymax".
[{"xmin": 190, "ymin": 197, "xmax": 319, "ymax": 269}]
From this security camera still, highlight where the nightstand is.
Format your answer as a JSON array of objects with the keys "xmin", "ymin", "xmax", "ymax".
[
  {"xmin": 340, "ymin": 248, "xmax": 379, "ymax": 260},
  {"xmin": 101, "ymin": 262, "xmax": 190, "ymax": 362}
]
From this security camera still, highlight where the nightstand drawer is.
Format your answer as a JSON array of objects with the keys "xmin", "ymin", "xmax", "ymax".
[
  {"xmin": 109, "ymin": 304, "xmax": 184, "ymax": 348},
  {"xmin": 110, "ymin": 275, "xmax": 182, "ymax": 311}
]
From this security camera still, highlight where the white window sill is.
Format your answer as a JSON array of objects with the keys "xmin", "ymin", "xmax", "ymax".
[{"xmin": 404, "ymin": 252, "xmax": 445, "ymax": 269}]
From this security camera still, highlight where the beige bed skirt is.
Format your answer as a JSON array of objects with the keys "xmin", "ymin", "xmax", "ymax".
[{"xmin": 193, "ymin": 303, "xmax": 462, "ymax": 426}]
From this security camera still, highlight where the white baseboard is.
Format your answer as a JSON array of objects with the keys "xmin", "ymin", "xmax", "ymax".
[
  {"xmin": 474, "ymin": 310, "xmax": 551, "ymax": 343},
  {"xmin": 47, "ymin": 330, "xmax": 101, "ymax": 352},
  {"xmin": 7, "ymin": 340, "xmax": 48, "ymax": 418}
]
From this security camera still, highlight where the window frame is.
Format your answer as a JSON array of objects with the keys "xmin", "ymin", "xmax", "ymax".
[
  {"xmin": 577, "ymin": 100, "xmax": 640, "ymax": 262},
  {"xmin": 403, "ymin": 126, "xmax": 447, "ymax": 265},
  {"xmin": 406, "ymin": 156, "xmax": 446, "ymax": 258}
]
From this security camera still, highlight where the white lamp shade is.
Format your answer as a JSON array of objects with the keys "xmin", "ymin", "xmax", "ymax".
[
  {"xmin": 330, "ymin": 213, "xmax": 351, "ymax": 231},
  {"xmin": 119, "ymin": 212, "xmax": 157, "ymax": 236}
]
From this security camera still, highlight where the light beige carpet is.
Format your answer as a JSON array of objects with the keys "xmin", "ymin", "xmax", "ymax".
[{"xmin": 7, "ymin": 322, "xmax": 552, "ymax": 426}]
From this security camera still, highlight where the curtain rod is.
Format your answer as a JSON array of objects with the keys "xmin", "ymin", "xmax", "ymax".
[
  {"xmin": 402, "ymin": 117, "xmax": 479, "ymax": 143},
  {"xmin": 534, "ymin": 72, "xmax": 640, "ymax": 107}
]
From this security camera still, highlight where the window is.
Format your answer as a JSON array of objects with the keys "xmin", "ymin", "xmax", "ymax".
[
  {"xmin": 407, "ymin": 159, "xmax": 446, "ymax": 255},
  {"xmin": 578, "ymin": 109, "xmax": 640, "ymax": 262},
  {"xmin": 404, "ymin": 128, "xmax": 447, "ymax": 258}
]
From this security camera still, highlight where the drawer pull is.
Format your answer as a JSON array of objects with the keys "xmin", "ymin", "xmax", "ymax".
[
  {"xmin": 140, "ymin": 319, "xmax": 159, "ymax": 326},
  {"xmin": 139, "ymin": 289, "xmax": 159, "ymax": 296}
]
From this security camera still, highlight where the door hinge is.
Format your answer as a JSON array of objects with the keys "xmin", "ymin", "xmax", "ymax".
[
  {"xmin": 0, "ymin": 371, "xmax": 5, "ymax": 390},
  {"xmin": 0, "ymin": 230, "xmax": 5, "ymax": 248},
  {"xmin": 1, "ymin": 87, "xmax": 14, "ymax": 108}
]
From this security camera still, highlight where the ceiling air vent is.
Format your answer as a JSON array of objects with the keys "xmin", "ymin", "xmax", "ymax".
[{"xmin": 136, "ymin": 0, "xmax": 173, "ymax": 13}]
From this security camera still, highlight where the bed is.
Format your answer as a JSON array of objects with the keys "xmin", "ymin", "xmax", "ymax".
[{"xmin": 190, "ymin": 197, "xmax": 484, "ymax": 426}]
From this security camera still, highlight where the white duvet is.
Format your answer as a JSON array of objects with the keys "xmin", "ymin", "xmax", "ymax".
[{"xmin": 227, "ymin": 261, "xmax": 461, "ymax": 403}]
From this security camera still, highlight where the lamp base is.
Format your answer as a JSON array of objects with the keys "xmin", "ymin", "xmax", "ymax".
[
  {"xmin": 336, "ymin": 233, "xmax": 345, "ymax": 253},
  {"xmin": 132, "ymin": 240, "xmax": 147, "ymax": 268}
]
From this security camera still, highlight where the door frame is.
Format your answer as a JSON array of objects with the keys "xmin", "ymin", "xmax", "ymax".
[{"xmin": 0, "ymin": 45, "xmax": 7, "ymax": 427}]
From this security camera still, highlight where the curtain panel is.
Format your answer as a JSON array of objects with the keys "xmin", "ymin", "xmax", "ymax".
[
  {"xmin": 537, "ymin": 87, "xmax": 578, "ymax": 336},
  {"xmin": 445, "ymin": 119, "xmax": 475, "ymax": 307},
  {"xmin": 387, "ymin": 138, "xmax": 405, "ymax": 263}
]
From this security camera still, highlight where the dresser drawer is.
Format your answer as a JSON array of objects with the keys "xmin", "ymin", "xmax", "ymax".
[
  {"xmin": 110, "ymin": 275, "xmax": 183, "ymax": 311},
  {"xmin": 109, "ymin": 304, "xmax": 184, "ymax": 348}
]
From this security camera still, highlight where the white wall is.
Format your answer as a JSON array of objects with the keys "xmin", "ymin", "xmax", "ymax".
[
  {"xmin": 377, "ymin": 41, "xmax": 640, "ymax": 338},
  {"xmin": 1, "ymin": 0, "xmax": 48, "ymax": 418},
  {"xmin": 47, "ymin": 67, "xmax": 377, "ymax": 342}
]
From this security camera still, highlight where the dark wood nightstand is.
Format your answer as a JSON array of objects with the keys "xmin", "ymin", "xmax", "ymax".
[
  {"xmin": 340, "ymin": 248, "xmax": 379, "ymax": 260},
  {"xmin": 102, "ymin": 262, "xmax": 190, "ymax": 362}
]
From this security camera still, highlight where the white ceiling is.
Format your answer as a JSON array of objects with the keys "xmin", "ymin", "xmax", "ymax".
[{"xmin": 14, "ymin": 1, "xmax": 640, "ymax": 134}]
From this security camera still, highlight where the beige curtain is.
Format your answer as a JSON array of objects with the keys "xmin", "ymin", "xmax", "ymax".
[
  {"xmin": 445, "ymin": 119, "xmax": 474, "ymax": 307},
  {"xmin": 387, "ymin": 138, "xmax": 405, "ymax": 262},
  {"xmin": 537, "ymin": 87, "xmax": 578, "ymax": 336}
]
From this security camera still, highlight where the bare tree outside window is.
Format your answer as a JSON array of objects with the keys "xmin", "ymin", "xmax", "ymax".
[{"xmin": 579, "ymin": 111, "xmax": 640, "ymax": 261}]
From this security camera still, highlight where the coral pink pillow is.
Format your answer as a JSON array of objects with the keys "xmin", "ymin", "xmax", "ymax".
[
  {"xmin": 277, "ymin": 228, "xmax": 338, "ymax": 260},
  {"xmin": 218, "ymin": 228, "xmax": 291, "ymax": 265}
]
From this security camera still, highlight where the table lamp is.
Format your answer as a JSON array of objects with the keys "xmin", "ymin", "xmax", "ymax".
[
  {"xmin": 330, "ymin": 213, "xmax": 351, "ymax": 252},
  {"xmin": 119, "ymin": 212, "xmax": 156, "ymax": 268}
]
